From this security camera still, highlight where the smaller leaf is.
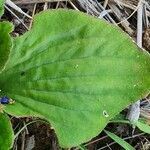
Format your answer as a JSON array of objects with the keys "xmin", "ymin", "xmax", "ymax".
[
  {"xmin": 111, "ymin": 117, "xmax": 150, "ymax": 134},
  {"xmin": 111, "ymin": 119, "xmax": 129, "ymax": 124},
  {"xmin": 104, "ymin": 130, "xmax": 135, "ymax": 150},
  {"xmin": 135, "ymin": 121, "xmax": 150, "ymax": 134},
  {"xmin": 78, "ymin": 145, "xmax": 87, "ymax": 150},
  {"xmin": 0, "ymin": 113, "xmax": 14, "ymax": 150},
  {"xmin": 0, "ymin": 21, "xmax": 13, "ymax": 72},
  {"xmin": 0, "ymin": 0, "xmax": 4, "ymax": 16}
]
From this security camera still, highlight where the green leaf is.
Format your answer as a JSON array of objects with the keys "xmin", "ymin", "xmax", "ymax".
[
  {"xmin": 104, "ymin": 130, "xmax": 135, "ymax": 150},
  {"xmin": 135, "ymin": 121, "xmax": 150, "ymax": 134},
  {"xmin": 0, "ymin": 0, "xmax": 4, "ymax": 16},
  {"xmin": 0, "ymin": 21, "xmax": 13, "ymax": 72},
  {"xmin": 0, "ymin": 113, "xmax": 14, "ymax": 150},
  {"xmin": 111, "ymin": 118, "xmax": 150, "ymax": 134},
  {"xmin": 78, "ymin": 145, "xmax": 87, "ymax": 150},
  {"xmin": 0, "ymin": 10, "xmax": 149, "ymax": 147}
]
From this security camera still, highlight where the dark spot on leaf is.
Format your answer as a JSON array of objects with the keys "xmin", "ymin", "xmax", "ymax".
[{"xmin": 20, "ymin": 71, "xmax": 25, "ymax": 76}]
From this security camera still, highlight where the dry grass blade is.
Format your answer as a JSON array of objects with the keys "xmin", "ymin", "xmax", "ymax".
[
  {"xmin": 103, "ymin": 0, "xmax": 109, "ymax": 8},
  {"xmin": 5, "ymin": 0, "xmax": 32, "ymax": 19},
  {"xmin": 68, "ymin": 0, "xmax": 79, "ymax": 11},
  {"xmin": 116, "ymin": 0, "xmax": 143, "ymax": 25},
  {"xmin": 77, "ymin": 0, "xmax": 116, "ymax": 23},
  {"xmin": 4, "ymin": 5, "xmax": 29, "ymax": 30},
  {"xmin": 13, "ymin": 0, "xmax": 67, "ymax": 5},
  {"xmin": 108, "ymin": 1, "xmax": 134, "ymax": 35},
  {"xmin": 29, "ymin": 3, "xmax": 37, "ymax": 30}
]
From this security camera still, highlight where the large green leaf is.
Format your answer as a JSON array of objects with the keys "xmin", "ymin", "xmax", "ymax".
[
  {"xmin": 0, "ymin": 0, "xmax": 4, "ymax": 16},
  {"xmin": 0, "ymin": 113, "xmax": 14, "ymax": 150},
  {"xmin": 0, "ymin": 9, "xmax": 149, "ymax": 147},
  {"xmin": 0, "ymin": 21, "xmax": 13, "ymax": 72}
]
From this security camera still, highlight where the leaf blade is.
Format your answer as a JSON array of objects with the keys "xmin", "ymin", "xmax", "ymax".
[
  {"xmin": 0, "ymin": 0, "xmax": 4, "ymax": 16},
  {"xmin": 0, "ymin": 21, "xmax": 13, "ymax": 72},
  {"xmin": 0, "ymin": 10, "xmax": 150, "ymax": 147},
  {"xmin": 0, "ymin": 113, "xmax": 14, "ymax": 150},
  {"xmin": 136, "ymin": 121, "xmax": 150, "ymax": 134}
]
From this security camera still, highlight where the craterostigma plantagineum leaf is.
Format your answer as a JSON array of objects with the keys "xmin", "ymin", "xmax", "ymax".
[
  {"xmin": 0, "ymin": 9, "xmax": 149, "ymax": 147},
  {"xmin": 0, "ymin": 21, "xmax": 13, "ymax": 72}
]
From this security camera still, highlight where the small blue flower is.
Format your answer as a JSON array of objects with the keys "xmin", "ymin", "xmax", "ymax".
[{"xmin": 0, "ymin": 96, "xmax": 14, "ymax": 104}]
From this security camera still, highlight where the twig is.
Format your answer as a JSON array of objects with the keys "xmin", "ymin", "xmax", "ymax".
[
  {"xmin": 60, "ymin": 1, "xmax": 68, "ymax": 8},
  {"xmin": 68, "ymin": 0, "xmax": 79, "ymax": 11},
  {"xmin": 77, "ymin": 0, "xmax": 116, "ymax": 23},
  {"xmin": 14, "ymin": 0, "xmax": 66, "ymax": 5},
  {"xmin": 29, "ymin": 3, "xmax": 37, "ymax": 30},
  {"xmin": 112, "ymin": 0, "xmax": 150, "ymax": 18},
  {"xmin": 113, "ymin": 0, "xmax": 137, "ymax": 10},
  {"xmin": 74, "ymin": 135, "xmax": 108, "ymax": 150},
  {"xmin": 43, "ymin": 2, "xmax": 48, "ymax": 10},
  {"xmin": 55, "ymin": 1, "xmax": 60, "ymax": 9},
  {"xmin": 103, "ymin": 0, "xmax": 109, "ymax": 8},
  {"xmin": 4, "ymin": 5, "xmax": 29, "ymax": 30},
  {"xmin": 143, "ymin": 3, "xmax": 149, "ymax": 28},
  {"xmin": 85, "ymin": 135, "xmax": 108, "ymax": 147},
  {"xmin": 108, "ymin": 2, "xmax": 134, "ymax": 35},
  {"xmin": 13, "ymin": 136, "xmax": 18, "ymax": 150},
  {"xmin": 116, "ymin": 0, "xmax": 143, "ymax": 25},
  {"xmin": 21, "ymin": 129, "xmax": 26, "ymax": 150},
  {"xmin": 137, "ymin": 1, "xmax": 143, "ymax": 47},
  {"xmin": 140, "ymin": 109, "xmax": 150, "ymax": 119},
  {"xmin": 5, "ymin": 0, "xmax": 32, "ymax": 19}
]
